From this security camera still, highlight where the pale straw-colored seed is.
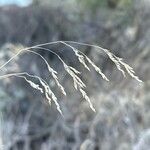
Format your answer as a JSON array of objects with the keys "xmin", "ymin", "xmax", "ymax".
[
  {"xmin": 0, "ymin": 41, "xmax": 142, "ymax": 115},
  {"xmin": 106, "ymin": 52, "xmax": 126, "ymax": 77},
  {"xmin": 18, "ymin": 73, "xmax": 63, "ymax": 115},
  {"xmin": 79, "ymin": 88, "xmax": 96, "ymax": 112},
  {"xmin": 113, "ymin": 56, "xmax": 143, "ymax": 82},
  {"xmin": 85, "ymin": 56, "xmax": 109, "ymax": 81},
  {"xmin": 69, "ymin": 66, "xmax": 81, "ymax": 74},
  {"xmin": 17, "ymin": 75, "xmax": 44, "ymax": 94},
  {"xmin": 73, "ymin": 49, "xmax": 90, "ymax": 71},
  {"xmin": 28, "ymin": 73, "xmax": 63, "ymax": 115},
  {"xmin": 60, "ymin": 41, "xmax": 90, "ymax": 71},
  {"xmin": 51, "ymin": 70, "xmax": 66, "ymax": 96},
  {"xmin": 121, "ymin": 61, "xmax": 142, "ymax": 82},
  {"xmin": 61, "ymin": 41, "xmax": 109, "ymax": 81}
]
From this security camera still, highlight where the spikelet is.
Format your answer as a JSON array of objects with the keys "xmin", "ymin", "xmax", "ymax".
[
  {"xmin": 47, "ymin": 87, "xmax": 63, "ymax": 116},
  {"xmin": 17, "ymin": 75, "xmax": 44, "ymax": 94},
  {"xmin": 94, "ymin": 46, "xmax": 142, "ymax": 82},
  {"xmin": 28, "ymin": 49, "xmax": 66, "ymax": 96},
  {"xmin": 69, "ymin": 66, "xmax": 81, "ymax": 74},
  {"xmin": 61, "ymin": 41, "xmax": 90, "ymax": 71},
  {"xmin": 26, "ymin": 80, "xmax": 43, "ymax": 93},
  {"xmin": 105, "ymin": 51, "xmax": 126, "ymax": 77},
  {"xmin": 50, "ymin": 67, "xmax": 66, "ymax": 96},
  {"xmin": 85, "ymin": 56, "xmax": 109, "ymax": 81},
  {"xmin": 61, "ymin": 41, "xmax": 109, "ymax": 81},
  {"xmin": 32, "ymin": 46, "xmax": 66, "ymax": 96},
  {"xmin": 62, "ymin": 62, "xmax": 95, "ymax": 111},
  {"xmin": 9, "ymin": 49, "xmax": 66, "ymax": 97},
  {"xmin": 73, "ymin": 49, "xmax": 90, "ymax": 71},
  {"xmin": 37, "ymin": 77, "xmax": 63, "ymax": 115},
  {"xmin": 93, "ymin": 45, "xmax": 141, "ymax": 81},
  {"xmin": 117, "ymin": 58, "xmax": 143, "ymax": 82},
  {"xmin": 63, "ymin": 63, "xmax": 86, "ymax": 89},
  {"xmin": 79, "ymin": 88, "xmax": 96, "ymax": 112},
  {"xmin": 19, "ymin": 73, "xmax": 63, "ymax": 115},
  {"xmin": 38, "ymin": 77, "xmax": 52, "ymax": 105}
]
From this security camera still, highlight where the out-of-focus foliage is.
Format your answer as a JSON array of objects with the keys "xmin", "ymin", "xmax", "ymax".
[
  {"xmin": 76, "ymin": 0, "xmax": 134, "ymax": 26},
  {"xmin": 0, "ymin": 0, "xmax": 150, "ymax": 149},
  {"xmin": 77, "ymin": 0, "xmax": 133, "ymax": 14}
]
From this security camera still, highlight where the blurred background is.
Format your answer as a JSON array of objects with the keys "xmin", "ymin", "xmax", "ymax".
[{"xmin": 0, "ymin": 0, "xmax": 150, "ymax": 150}]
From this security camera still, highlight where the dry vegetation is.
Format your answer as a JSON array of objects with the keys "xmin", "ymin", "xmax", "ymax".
[
  {"xmin": 0, "ymin": 41, "xmax": 142, "ymax": 115},
  {"xmin": 0, "ymin": 0, "xmax": 150, "ymax": 150}
]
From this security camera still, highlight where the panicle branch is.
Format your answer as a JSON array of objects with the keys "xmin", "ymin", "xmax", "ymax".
[{"xmin": 0, "ymin": 41, "xmax": 142, "ymax": 114}]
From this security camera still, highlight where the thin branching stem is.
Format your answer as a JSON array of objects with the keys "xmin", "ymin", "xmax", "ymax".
[{"xmin": 0, "ymin": 41, "xmax": 142, "ymax": 114}]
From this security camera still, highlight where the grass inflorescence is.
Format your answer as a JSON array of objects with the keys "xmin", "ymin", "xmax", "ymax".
[{"xmin": 0, "ymin": 41, "xmax": 142, "ymax": 115}]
